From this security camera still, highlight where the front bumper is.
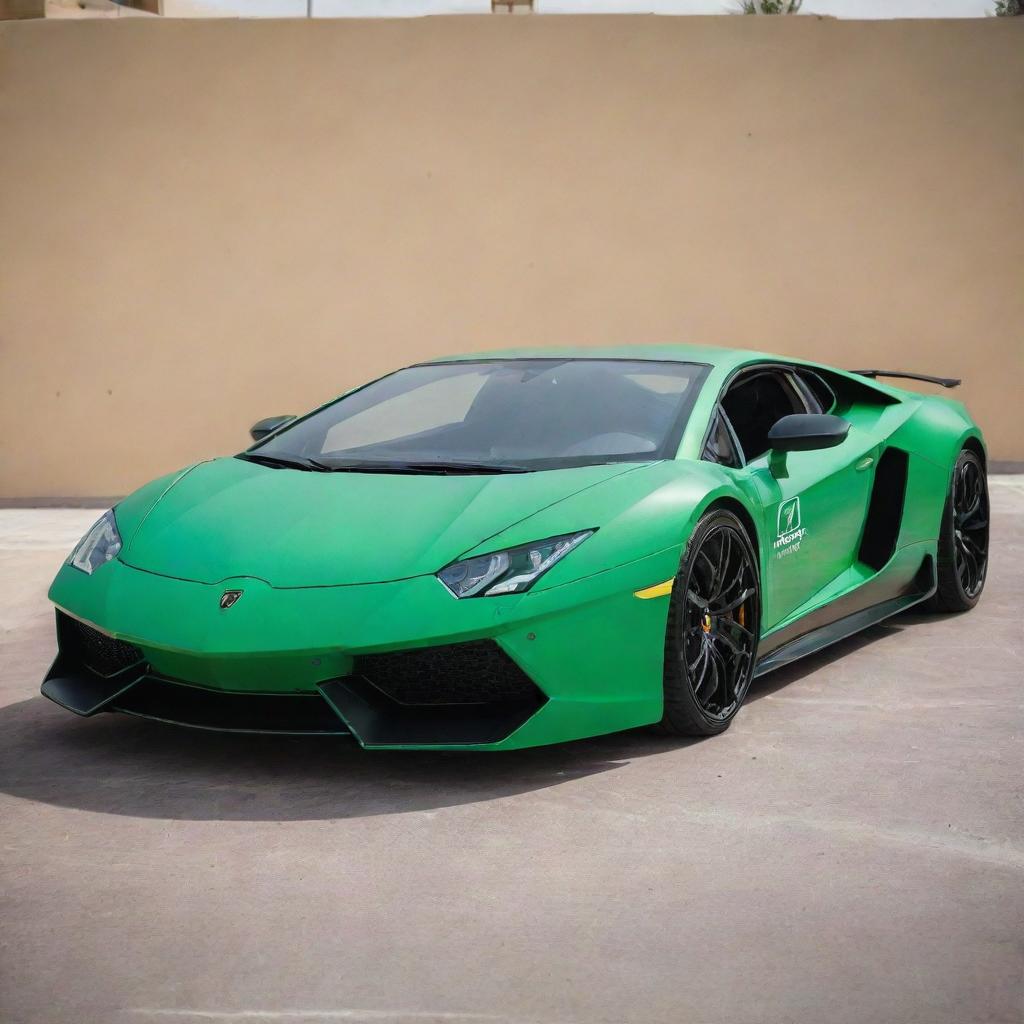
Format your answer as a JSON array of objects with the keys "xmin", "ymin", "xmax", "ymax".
[{"xmin": 43, "ymin": 548, "xmax": 679, "ymax": 750}]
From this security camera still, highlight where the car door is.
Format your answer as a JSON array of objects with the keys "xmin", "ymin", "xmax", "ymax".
[{"xmin": 717, "ymin": 366, "xmax": 877, "ymax": 631}]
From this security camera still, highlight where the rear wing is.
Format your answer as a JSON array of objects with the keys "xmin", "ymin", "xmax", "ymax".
[{"xmin": 850, "ymin": 369, "xmax": 961, "ymax": 389}]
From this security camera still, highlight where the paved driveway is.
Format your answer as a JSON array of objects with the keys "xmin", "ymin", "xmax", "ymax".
[{"xmin": 1, "ymin": 482, "xmax": 1022, "ymax": 1024}]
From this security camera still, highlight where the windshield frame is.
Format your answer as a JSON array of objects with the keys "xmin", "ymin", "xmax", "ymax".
[{"xmin": 241, "ymin": 357, "xmax": 712, "ymax": 473}]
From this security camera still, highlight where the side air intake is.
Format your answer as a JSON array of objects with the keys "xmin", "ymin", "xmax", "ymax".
[{"xmin": 859, "ymin": 447, "xmax": 909, "ymax": 571}]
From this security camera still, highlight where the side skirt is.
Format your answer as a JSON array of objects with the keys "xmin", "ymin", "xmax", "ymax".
[{"xmin": 753, "ymin": 555, "xmax": 936, "ymax": 679}]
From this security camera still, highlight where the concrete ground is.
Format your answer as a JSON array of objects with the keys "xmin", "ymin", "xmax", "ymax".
[{"xmin": 1, "ymin": 483, "xmax": 1022, "ymax": 1024}]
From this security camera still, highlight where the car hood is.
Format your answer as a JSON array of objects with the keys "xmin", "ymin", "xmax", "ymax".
[{"xmin": 120, "ymin": 456, "xmax": 644, "ymax": 588}]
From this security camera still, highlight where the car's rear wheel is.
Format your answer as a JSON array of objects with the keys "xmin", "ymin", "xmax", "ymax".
[
  {"xmin": 928, "ymin": 448, "xmax": 989, "ymax": 612},
  {"xmin": 658, "ymin": 509, "xmax": 761, "ymax": 737}
]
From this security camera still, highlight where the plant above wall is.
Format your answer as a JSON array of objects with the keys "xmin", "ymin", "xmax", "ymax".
[
  {"xmin": 993, "ymin": 0, "xmax": 1021, "ymax": 13},
  {"xmin": 740, "ymin": 0, "xmax": 802, "ymax": 12}
]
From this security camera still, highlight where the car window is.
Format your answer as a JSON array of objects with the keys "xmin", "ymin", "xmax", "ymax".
[
  {"xmin": 253, "ymin": 358, "xmax": 709, "ymax": 471},
  {"xmin": 793, "ymin": 370, "xmax": 836, "ymax": 415},
  {"xmin": 322, "ymin": 370, "xmax": 489, "ymax": 454},
  {"xmin": 703, "ymin": 408, "xmax": 743, "ymax": 468},
  {"xmin": 721, "ymin": 370, "xmax": 807, "ymax": 463},
  {"xmin": 627, "ymin": 371, "xmax": 695, "ymax": 396}
]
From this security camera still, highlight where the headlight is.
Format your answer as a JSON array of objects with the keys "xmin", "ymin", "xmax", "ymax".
[
  {"xmin": 437, "ymin": 530, "xmax": 594, "ymax": 598},
  {"xmin": 69, "ymin": 510, "xmax": 122, "ymax": 575}
]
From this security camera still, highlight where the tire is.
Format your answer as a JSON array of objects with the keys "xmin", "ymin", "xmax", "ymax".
[
  {"xmin": 928, "ymin": 447, "xmax": 989, "ymax": 613},
  {"xmin": 658, "ymin": 509, "xmax": 761, "ymax": 737}
]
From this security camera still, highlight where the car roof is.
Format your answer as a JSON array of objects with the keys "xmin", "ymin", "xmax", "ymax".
[
  {"xmin": 424, "ymin": 343, "xmax": 770, "ymax": 372},
  {"xmin": 419, "ymin": 344, "xmax": 916, "ymax": 407}
]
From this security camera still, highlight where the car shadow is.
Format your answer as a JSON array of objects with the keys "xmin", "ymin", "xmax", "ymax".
[
  {"xmin": 0, "ymin": 612, "xmax": 924, "ymax": 824},
  {"xmin": 0, "ymin": 692, "xmax": 695, "ymax": 822}
]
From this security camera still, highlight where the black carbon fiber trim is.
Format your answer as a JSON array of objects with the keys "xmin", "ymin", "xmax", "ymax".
[
  {"xmin": 112, "ymin": 676, "xmax": 349, "ymax": 735},
  {"xmin": 320, "ymin": 676, "xmax": 542, "ymax": 747},
  {"xmin": 356, "ymin": 640, "xmax": 544, "ymax": 706}
]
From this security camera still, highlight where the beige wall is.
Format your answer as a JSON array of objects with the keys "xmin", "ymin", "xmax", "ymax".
[
  {"xmin": 0, "ymin": 0, "xmax": 43, "ymax": 18},
  {"xmin": 1, "ymin": 16, "xmax": 1021, "ymax": 498}
]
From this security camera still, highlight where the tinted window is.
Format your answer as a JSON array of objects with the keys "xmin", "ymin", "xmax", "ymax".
[
  {"xmin": 722, "ymin": 370, "xmax": 806, "ymax": 462},
  {"xmin": 321, "ymin": 371, "xmax": 488, "ymax": 454},
  {"xmin": 703, "ymin": 409, "xmax": 743, "ymax": 468},
  {"xmin": 252, "ymin": 359, "xmax": 707, "ymax": 471},
  {"xmin": 796, "ymin": 370, "xmax": 837, "ymax": 415}
]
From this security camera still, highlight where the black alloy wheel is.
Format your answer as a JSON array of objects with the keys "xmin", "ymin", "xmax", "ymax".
[
  {"xmin": 659, "ymin": 509, "xmax": 760, "ymax": 737},
  {"xmin": 930, "ymin": 448, "xmax": 989, "ymax": 612}
]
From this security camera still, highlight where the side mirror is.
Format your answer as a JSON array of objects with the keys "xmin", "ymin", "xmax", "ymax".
[
  {"xmin": 249, "ymin": 415, "xmax": 296, "ymax": 443},
  {"xmin": 767, "ymin": 414, "xmax": 849, "ymax": 479},
  {"xmin": 767, "ymin": 414, "xmax": 850, "ymax": 453}
]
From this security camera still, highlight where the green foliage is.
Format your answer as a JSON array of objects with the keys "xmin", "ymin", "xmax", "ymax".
[
  {"xmin": 994, "ymin": 0, "xmax": 1021, "ymax": 13},
  {"xmin": 740, "ymin": 0, "xmax": 802, "ymax": 11}
]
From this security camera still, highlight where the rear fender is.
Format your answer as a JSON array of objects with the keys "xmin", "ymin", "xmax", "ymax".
[{"xmin": 884, "ymin": 397, "xmax": 985, "ymax": 545}]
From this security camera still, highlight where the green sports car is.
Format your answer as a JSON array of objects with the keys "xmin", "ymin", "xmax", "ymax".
[{"xmin": 43, "ymin": 346, "xmax": 989, "ymax": 750}]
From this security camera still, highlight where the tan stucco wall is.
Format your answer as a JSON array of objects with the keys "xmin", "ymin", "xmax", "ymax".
[{"xmin": 1, "ymin": 16, "xmax": 1021, "ymax": 498}]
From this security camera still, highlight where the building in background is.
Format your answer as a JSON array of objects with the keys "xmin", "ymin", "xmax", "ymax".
[{"xmin": 0, "ymin": 0, "xmax": 1012, "ymax": 18}]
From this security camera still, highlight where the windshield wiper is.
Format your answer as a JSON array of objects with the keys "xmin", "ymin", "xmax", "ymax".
[
  {"xmin": 313, "ymin": 460, "xmax": 532, "ymax": 475},
  {"xmin": 237, "ymin": 453, "xmax": 333, "ymax": 472}
]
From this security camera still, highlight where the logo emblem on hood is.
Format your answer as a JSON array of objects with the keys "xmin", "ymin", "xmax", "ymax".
[{"xmin": 219, "ymin": 589, "xmax": 243, "ymax": 610}]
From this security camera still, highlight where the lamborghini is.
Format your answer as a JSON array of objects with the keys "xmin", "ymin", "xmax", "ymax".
[{"xmin": 42, "ymin": 346, "xmax": 989, "ymax": 749}]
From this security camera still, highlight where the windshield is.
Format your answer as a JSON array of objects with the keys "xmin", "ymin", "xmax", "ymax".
[{"xmin": 246, "ymin": 358, "xmax": 708, "ymax": 472}]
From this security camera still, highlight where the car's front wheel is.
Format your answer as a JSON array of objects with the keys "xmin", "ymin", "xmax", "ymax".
[{"xmin": 658, "ymin": 509, "xmax": 761, "ymax": 737}]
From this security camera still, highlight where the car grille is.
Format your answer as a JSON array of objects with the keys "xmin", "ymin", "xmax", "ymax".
[
  {"xmin": 356, "ymin": 639, "xmax": 543, "ymax": 706},
  {"xmin": 72, "ymin": 618, "xmax": 144, "ymax": 677}
]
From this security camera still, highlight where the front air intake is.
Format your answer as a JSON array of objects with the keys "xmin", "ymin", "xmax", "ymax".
[
  {"xmin": 356, "ymin": 640, "xmax": 541, "ymax": 706},
  {"xmin": 319, "ymin": 640, "xmax": 547, "ymax": 747},
  {"xmin": 63, "ymin": 614, "xmax": 144, "ymax": 678}
]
